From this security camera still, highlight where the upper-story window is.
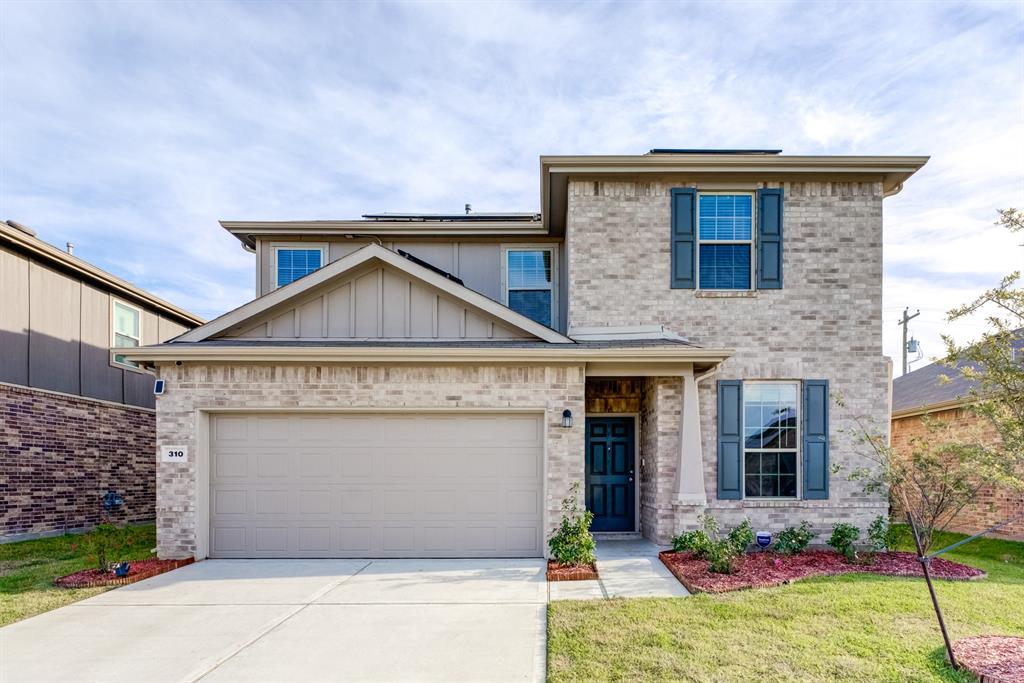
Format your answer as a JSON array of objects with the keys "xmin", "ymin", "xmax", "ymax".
[
  {"xmin": 112, "ymin": 299, "xmax": 141, "ymax": 369},
  {"xmin": 698, "ymin": 193, "xmax": 754, "ymax": 290},
  {"xmin": 502, "ymin": 246, "xmax": 558, "ymax": 328},
  {"xmin": 273, "ymin": 244, "xmax": 327, "ymax": 288},
  {"xmin": 743, "ymin": 381, "xmax": 799, "ymax": 498}
]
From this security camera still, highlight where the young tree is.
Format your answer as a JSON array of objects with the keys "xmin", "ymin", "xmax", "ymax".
[
  {"xmin": 942, "ymin": 208, "xmax": 1023, "ymax": 468},
  {"xmin": 845, "ymin": 209, "xmax": 1023, "ymax": 668}
]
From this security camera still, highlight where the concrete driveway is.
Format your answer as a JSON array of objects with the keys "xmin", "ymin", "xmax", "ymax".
[{"xmin": 0, "ymin": 559, "xmax": 547, "ymax": 683}]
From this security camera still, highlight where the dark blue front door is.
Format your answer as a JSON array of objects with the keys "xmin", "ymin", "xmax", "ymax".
[{"xmin": 585, "ymin": 417, "xmax": 635, "ymax": 532}]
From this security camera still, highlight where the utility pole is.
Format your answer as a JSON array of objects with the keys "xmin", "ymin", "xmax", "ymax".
[{"xmin": 898, "ymin": 307, "xmax": 920, "ymax": 376}]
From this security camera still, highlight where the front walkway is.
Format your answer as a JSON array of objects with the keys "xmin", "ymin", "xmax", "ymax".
[
  {"xmin": 0, "ymin": 558, "xmax": 547, "ymax": 683},
  {"xmin": 549, "ymin": 538, "xmax": 690, "ymax": 601}
]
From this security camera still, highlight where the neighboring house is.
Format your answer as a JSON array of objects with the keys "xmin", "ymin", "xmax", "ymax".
[
  {"xmin": 118, "ymin": 150, "xmax": 928, "ymax": 560},
  {"xmin": 891, "ymin": 334, "xmax": 1024, "ymax": 540},
  {"xmin": 0, "ymin": 221, "xmax": 203, "ymax": 540}
]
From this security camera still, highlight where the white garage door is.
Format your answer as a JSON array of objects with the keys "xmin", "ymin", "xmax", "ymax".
[{"xmin": 209, "ymin": 413, "xmax": 544, "ymax": 558}]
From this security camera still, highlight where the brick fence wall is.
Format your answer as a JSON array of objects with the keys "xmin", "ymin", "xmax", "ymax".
[
  {"xmin": 892, "ymin": 406, "xmax": 1024, "ymax": 540},
  {"xmin": 0, "ymin": 382, "xmax": 156, "ymax": 539}
]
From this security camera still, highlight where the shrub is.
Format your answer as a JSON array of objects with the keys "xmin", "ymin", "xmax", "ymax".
[
  {"xmin": 81, "ymin": 523, "xmax": 130, "ymax": 572},
  {"xmin": 867, "ymin": 515, "xmax": 896, "ymax": 552},
  {"xmin": 774, "ymin": 521, "xmax": 815, "ymax": 555},
  {"xmin": 727, "ymin": 519, "xmax": 754, "ymax": 553},
  {"xmin": 828, "ymin": 522, "xmax": 861, "ymax": 561},
  {"xmin": 671, "ymin": 514, "xmax": 751, "ymax": 574},
  {"xmin": 672, "ymin": 528, "xmax": 712, "ymax": 556},
  {"xmin": 547, "ymin": 482, "xmax": 596, "ymax": 567}
]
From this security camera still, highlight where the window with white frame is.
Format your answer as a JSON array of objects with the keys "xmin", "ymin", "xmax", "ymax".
[
  {"xmin": 743, "ymin": 382, "xmax": 799, "ymax": 497},
  {"xmin": 698, "ymin": 193, "xmax": 754, "ymax": 290},
  {"xmin": 274, "ymin": 245, "xmax": 326, "ymax": 288},
  {"xmin": 504, "ymin": 247, "xmax": 556, "ymax": 328},
  {"xmin": 112, "ymin": 300, "xmax": 141, "ymax": 368}
]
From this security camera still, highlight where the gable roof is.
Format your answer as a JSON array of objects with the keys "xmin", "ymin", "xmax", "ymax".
[
  {"xmin": 174, "ymin": 243, "xmax": 573, "ymax": 344},
  {"xmin": 892, "ymin": 331, "xmax": 1024, "ymax": 416}
]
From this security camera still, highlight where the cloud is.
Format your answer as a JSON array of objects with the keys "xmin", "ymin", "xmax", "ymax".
[{"xmin": 0, "ymin": 0, "xmax": 1021, "ymax": 355}]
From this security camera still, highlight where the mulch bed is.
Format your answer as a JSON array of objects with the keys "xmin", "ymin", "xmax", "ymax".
[
  {"xmin": 54, "ymin": 558, "xmax": 194, "ymax": 588},
  {"xmin": 659, "ymin": 549, "xmax": 986, "ymax": 594},
  {"xmin": 953, "ymin": 636, "xmax": 1024, "ymax": 683},
  {"xmin": 547, "ymin": 560, "xmax": 599, "ymax": 581}
]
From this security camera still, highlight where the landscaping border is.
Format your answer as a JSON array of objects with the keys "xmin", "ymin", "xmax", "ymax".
[
  {"xmin": 54, "ymin": 558, "xmax": 194, "ymax": 588},
  {"xmin": 547, "ymin": 560, "xmax": 599, "ymax": 581},
  {"xmin": 659, "ymin": 550, "xmax": 987, "ymax": 594}
]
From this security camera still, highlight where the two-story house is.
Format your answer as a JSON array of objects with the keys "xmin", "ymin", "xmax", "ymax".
[
  {"xmin": 119, "ymin": 150, "xmax": 928, "ymax": 560},
  {"xmin": 1, "ymin": 220, "xmax": 203, "ymax": 540}
]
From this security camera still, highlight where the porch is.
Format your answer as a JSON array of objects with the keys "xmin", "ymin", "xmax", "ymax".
[{"xmin": 583, "ymin": 373, "xmax": 711, "ymax": 545}]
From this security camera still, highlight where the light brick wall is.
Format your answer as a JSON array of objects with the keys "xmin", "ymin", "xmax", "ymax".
[
  {"xmin": 154, "ymin": 363, "xmax": 585, "ymax": 559},
  {"xmin": 568, "ymin": 179, "xmax": 890, "ymax": 539},
  {"xmin": 0, "ymin": 383, "xmax": 155, "ymax": 539},
  {"xmin": 640, "ymin": 378, "xmax": 682, "ymax": 543},
  {"xmin": 892, "ymin": 407, "xmax": 1023, "ymax": 540}
]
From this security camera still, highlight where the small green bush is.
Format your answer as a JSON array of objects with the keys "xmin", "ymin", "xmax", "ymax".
[
  {"xmin": 867, "ymin": 515, "xmax": 896, "ymax": 552},
  {"xmin": 727, "ymin": 519, "xmax": 754, "ymax": 553},
  {"xmin": 547, "ymin": 482, "xmax": 596, "ymax": 567},
  {"xmin": 672, "ymin": 528, "xmax": 712, "ymax": 555},
  {"xmin": 774, "ymin": 521, "xmax": 815, "ymax": 555},
  {"xmin": 671, "ymin": 514, "xmax": 751, "ymax": 574},
  {"xmin": 828, "ymin": 522, "xmax": 861, "ymax": 561}
]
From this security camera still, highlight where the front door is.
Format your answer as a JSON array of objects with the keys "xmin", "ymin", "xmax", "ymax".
[{"xmin": 585, "ymin": 416, "xmax": 635, "ymax": 532}]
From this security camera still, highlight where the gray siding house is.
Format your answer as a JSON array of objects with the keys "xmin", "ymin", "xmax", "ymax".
[
  {"xmin": 0, "ymin": 220, "xmax": 203, "ymax": 539},
  {"xmin": 119, "ymin": 150, "xmax": 928, "ymax": 560}
]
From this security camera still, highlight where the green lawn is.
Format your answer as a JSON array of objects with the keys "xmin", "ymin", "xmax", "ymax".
[
  {"xmin": 548, "ymin": 530, "xmax": 1024, "ymax": 682},
  {"xmin": 0, "ymin": 525, "xmax": 156, "ymax": 627}
]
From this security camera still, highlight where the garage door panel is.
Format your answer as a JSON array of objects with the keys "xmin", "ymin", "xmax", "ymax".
[
  {"xmin": 256, "ymin": 454, "xmax": 291, "ymax": 479},
  {"xmin": 256, "ymin": 417, "xmax": 290, "ymax": 441},
  {"xmin": 210, "ymin": 413, "xmax": 542, "ymax": 558},
  {"xmin": 214, "ymin": 489, "xmax": 247, "ymax": 515},
  {"xmin": 298, "ymin": 489, "xmax": 334, "ymax": 515},
  {"xmin": 254, "ymin": 490, "xmax": 290, "ymax": 515},
  {"xmin": 214, "ymin": 416, "xmax": 249, "ymax": 441},
  {"xmin": 214, "ymin": 452, "xmax": 249, "ymax": 478}
]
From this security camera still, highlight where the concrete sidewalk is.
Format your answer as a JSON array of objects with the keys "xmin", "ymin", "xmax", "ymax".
[
  {"xmin": 0, "ymin": 558, "xmax": 547, "ymax": 683},
  {"xmin": 549, "ymin": 538, "xmax": 689, "ymax": 601}
]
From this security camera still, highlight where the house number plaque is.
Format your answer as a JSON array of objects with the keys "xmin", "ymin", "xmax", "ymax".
[{"xmin": 161, "ymin": 445, "xmax": 189, "ymax": 463}]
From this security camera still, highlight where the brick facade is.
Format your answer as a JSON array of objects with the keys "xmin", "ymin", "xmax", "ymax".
[
  {"xmin": 0, "ymin": 382, "xmax": 156, "ymax": 539},
  {"xmin": 568, "ymin": 180, "xmax": 891, "ymax": 539},
  {"xmin": 892, "ymin": 406, "xmax": 1024, "ymax": 540},
  {"xmin": 154, "ymin": 363, "xmax": 585, "ymax": 559}
]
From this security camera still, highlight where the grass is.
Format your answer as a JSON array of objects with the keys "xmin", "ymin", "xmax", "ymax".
[
  {"xmin": 548, "ymin": 528, "xmax": 1024, "ymax": 682},
  {"xmin": 0, "ymin": 524, "xmax": 156, "ymax": 627}
]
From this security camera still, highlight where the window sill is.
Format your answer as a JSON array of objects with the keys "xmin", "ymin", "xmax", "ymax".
[{"xmin": 695, "ymin": 290, "xmax": 757, "ymax": 298}]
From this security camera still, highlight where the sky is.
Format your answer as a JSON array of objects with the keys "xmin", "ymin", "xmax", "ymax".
[{"xmin": 1, "ymin": 0, "xmax": 1022, "ymax": 373}]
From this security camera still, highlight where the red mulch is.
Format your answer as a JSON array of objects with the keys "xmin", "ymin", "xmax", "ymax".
[
  {"xmin": 54, "ymin": 558, "xmax": 194, "ymax": 588},
  {"xmin": 953, "ymin": 636, "xmax": 1024, "ymax": 683},
  {"xmin": 547, "ymin": 560, "xmax": 599, "ymax": 581},
  {"xmin": 659, "ymin": 550, "xmax": 986, "ymax": 594}
]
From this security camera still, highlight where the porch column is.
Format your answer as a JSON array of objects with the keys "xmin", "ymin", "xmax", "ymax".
[{"xmin": 674, "ymin": 366, "xmax": 707, "ymax": 505}]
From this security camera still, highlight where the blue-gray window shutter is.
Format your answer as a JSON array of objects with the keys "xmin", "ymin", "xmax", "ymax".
[
  {"xmin": 802, "ymin": 379, "xmax": 830, "ymax": 499},
  {"xmin": 756, "ymin": 188, "xmax": 783, "ymax": 289},
  {"xmin": 717, "ymin": 380, "xmax": 743, "ymax": 499},
  {"xmin": 670, "ymin": 188, "xmax": 697, "ymax": 289}
]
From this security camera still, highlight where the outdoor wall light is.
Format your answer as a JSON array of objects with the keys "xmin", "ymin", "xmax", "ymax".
[{"xmin": 562, "ymin": 409, "xmax": 573, "ymax": 428}]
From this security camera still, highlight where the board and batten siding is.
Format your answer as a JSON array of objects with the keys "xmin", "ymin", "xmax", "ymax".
[
  {"xmin": 0, "ymin": 245, "xmax": 190, "ymax": 409},
  {"xmin": 256, "ymin": 238, "xmax": 568, "ymax": 333},
  {"xmin": 220, "ymin": 262, "xmax": 533, "ymax": 341}
]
